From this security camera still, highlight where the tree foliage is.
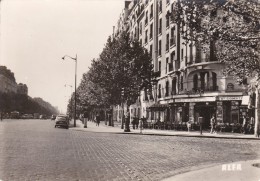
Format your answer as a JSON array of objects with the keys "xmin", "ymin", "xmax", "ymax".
[
  {"xmin": 0, "ymin": 92, "xmax": 58, "ymax": 115},
  {"xmin": 71, "ymin": 31, "xmax": 154, "ymax": 112},
  {"xmin": 172, "ymin": 0, "xmax": 260, "ymax": 82}
]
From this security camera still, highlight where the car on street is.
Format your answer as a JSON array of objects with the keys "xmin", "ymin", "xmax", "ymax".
[
  {"xmin": 54, "ymin": 115, "xmax": 69, "ymax": 129},
  {"xmin": 21, "ymin": 114, "xmax": 34, "ymax": 119}
]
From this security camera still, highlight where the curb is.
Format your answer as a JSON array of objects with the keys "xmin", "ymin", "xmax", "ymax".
[{"xmin": 70, "ymin": 126, "xmax": 260, "ymax": 140}]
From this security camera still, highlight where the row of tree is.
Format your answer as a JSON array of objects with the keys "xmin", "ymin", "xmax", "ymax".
[
  {"xmin": 67, "ymin": 32, "xmax": 154, "ymax": 117},
  {"xmin": 0, "ymin": 92, "xmax": 58, "ymax": 116}
]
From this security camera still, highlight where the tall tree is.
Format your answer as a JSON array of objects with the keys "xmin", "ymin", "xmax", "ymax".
[{"xmin": 75, "ymin": 31, "xmax": 154, "ymax": 129}]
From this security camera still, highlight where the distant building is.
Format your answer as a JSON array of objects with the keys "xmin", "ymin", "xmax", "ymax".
[
  {"xmin": 0, "ymin": 66, "xmax": 17, "ymax": 93},
  {"xmin": 17, "ymin": 83, "xmax": 28, "ymax": 95}
]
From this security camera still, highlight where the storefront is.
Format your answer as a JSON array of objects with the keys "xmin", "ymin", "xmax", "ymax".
[
  {"xmin": 175, "ymin": 97, "xmax": 216, "ymax": 128},
  {"xmin": 147, "ymin": 103, "xmax": 169, "ymax": 123},
  {"xmin": 217, "ymin": 96, "xmax": 248, "ymax": 124},
  {"xmin": 169, "ymin": 103, "xmax": 189, "ymax": 123}
]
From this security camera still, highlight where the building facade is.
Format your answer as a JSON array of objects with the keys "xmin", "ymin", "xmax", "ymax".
[
  {"xmin": 113, "ymin": 0, "xmax": 250, "ymax": 128},
  {"xmin": 0, "ymin": 66, "xmax": 17, "ymax": 93},
  {"xmin": 0, "ymin": 66, "xmax": 28, "ymax": 95}
]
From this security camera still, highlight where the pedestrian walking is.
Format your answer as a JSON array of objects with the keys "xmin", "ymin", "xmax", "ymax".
[
  {"xmin": 96, "ymin": 114, "xmax": 100, "ymax": 126},
  {"xmin": 140, "ymin": 116, "xmax": 146, "ymax": 134},
  {"xmin": 0, "ymin": 112, "xmax": 3, "ymax": 121},
  {"xmin": 242, "ymin": 116, "xmax": 247, "ymax": 134},
  {"xmin": 210, "ymin": 115, "xmax": 216, "ymax": 134},
  {"xmin": 186, "ymin": 120, "xmax": 191, "ymax": 132},
  {"xmin": 83, "ymin": 111, "xmax": 89, "ymax": 128}
]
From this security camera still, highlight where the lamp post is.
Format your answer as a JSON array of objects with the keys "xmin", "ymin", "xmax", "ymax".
[
  {"xmin": 62, "ymin": 54, "xmax": 77, "ymax": 127},
  {"xmin": 121, "ymin": 88, "xmax": 125, "ymax": 129}
]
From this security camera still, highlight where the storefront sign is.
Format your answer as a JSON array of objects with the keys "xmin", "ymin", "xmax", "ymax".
[
  {"xmin": 175, "ymin": 97, "xmax": 216, "ymax": 103},
  {"xmin": 218, "ymin": 96, "xmax": 242, "ymax": 101},
  {"xmin": 241, "ymin": 96, "xmax": 249, "ymax": 105}
]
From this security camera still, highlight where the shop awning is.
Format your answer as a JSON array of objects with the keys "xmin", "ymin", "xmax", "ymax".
[{"xmin": 147, "ymin": 103, "xmax": 168, "ymax": 110}]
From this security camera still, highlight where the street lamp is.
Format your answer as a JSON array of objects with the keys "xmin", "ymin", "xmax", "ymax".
[
  {"xmin": 62, "ymin": 54, "xmax": 77, "ymax": 127},
  {"xmin": 121, "ymin": 88, "xmax": 125, "ymax": 129}
]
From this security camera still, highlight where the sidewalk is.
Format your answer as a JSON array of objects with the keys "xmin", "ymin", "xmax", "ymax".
[
  {"xmin": 70, "ymin": 120, "xmax": 260, "ymax": 140},
  {"xmin": 162, "ymin": 159, "xmax": 260, "ymax": 181}
]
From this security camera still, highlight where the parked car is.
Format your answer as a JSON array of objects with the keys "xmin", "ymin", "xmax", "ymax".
[
  {"xmin": 55, "ymin": 115, "xmax": 69, "ymax": 129},
  {"xmin": 21, "ymin": 114, "xmax": 34, "ymax": 119}
]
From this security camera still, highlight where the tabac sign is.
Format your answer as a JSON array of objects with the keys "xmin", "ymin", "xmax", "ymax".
[{"xmin": 218, "ymin": 96, "xmax": 243, "ymax": 101}]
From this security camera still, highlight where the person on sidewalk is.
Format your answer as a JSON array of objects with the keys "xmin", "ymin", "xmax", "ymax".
[
  {"xmin": 242, "ymin": 116, "xmax": 247, "ymax": 134},
  {"xmin": 83, "ymin": 111, "xmax": 89, "ymax": 128},
  {"xmin": 210, "ymin": 115, "xmax": 216, "ymax": 134},
  {"xmin": 187, "ymin": 120, "xmax": 191, "ymax": 132},
  {"xmin": 96, "ymin": 114, "xmax": 100, "ymax": 126}
]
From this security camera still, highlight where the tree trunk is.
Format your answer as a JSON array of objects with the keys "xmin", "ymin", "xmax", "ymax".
[
  {"xmin": 105, "ymin": 110, "xmax": 107, "ymax": 125},
  {"xmin": 254, "ymin": 88, "xmax": 259, "ymax": 137}
]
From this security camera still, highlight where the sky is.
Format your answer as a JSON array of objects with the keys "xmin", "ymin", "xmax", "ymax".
[{"xmin": 0, "ymin": 0, "xmax": 124, "ymax": 113}]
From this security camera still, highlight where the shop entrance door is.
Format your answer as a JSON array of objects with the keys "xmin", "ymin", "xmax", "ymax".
[{"xmin": 195, "ymin": 105, "xmax": 215, "ymax": 129}]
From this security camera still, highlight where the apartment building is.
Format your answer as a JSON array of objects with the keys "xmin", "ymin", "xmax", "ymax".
[{"xmin": 114, "ymin": 0, "xmax": 250, "ymax": 128}]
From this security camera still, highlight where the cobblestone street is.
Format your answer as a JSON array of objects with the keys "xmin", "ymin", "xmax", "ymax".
[{"xmin": 0, "ymin": 119, "xmax": 260, "ymax": 181}]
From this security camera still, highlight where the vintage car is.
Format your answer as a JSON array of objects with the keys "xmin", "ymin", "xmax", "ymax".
[{"xmin": 54, "ymin": 115, "xmax": 69, "ymax": 129}]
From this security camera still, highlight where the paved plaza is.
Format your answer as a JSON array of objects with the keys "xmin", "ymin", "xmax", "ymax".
[{"xmin": 0, "ymin": 119, "xmax": 259, "ymax": 181}]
